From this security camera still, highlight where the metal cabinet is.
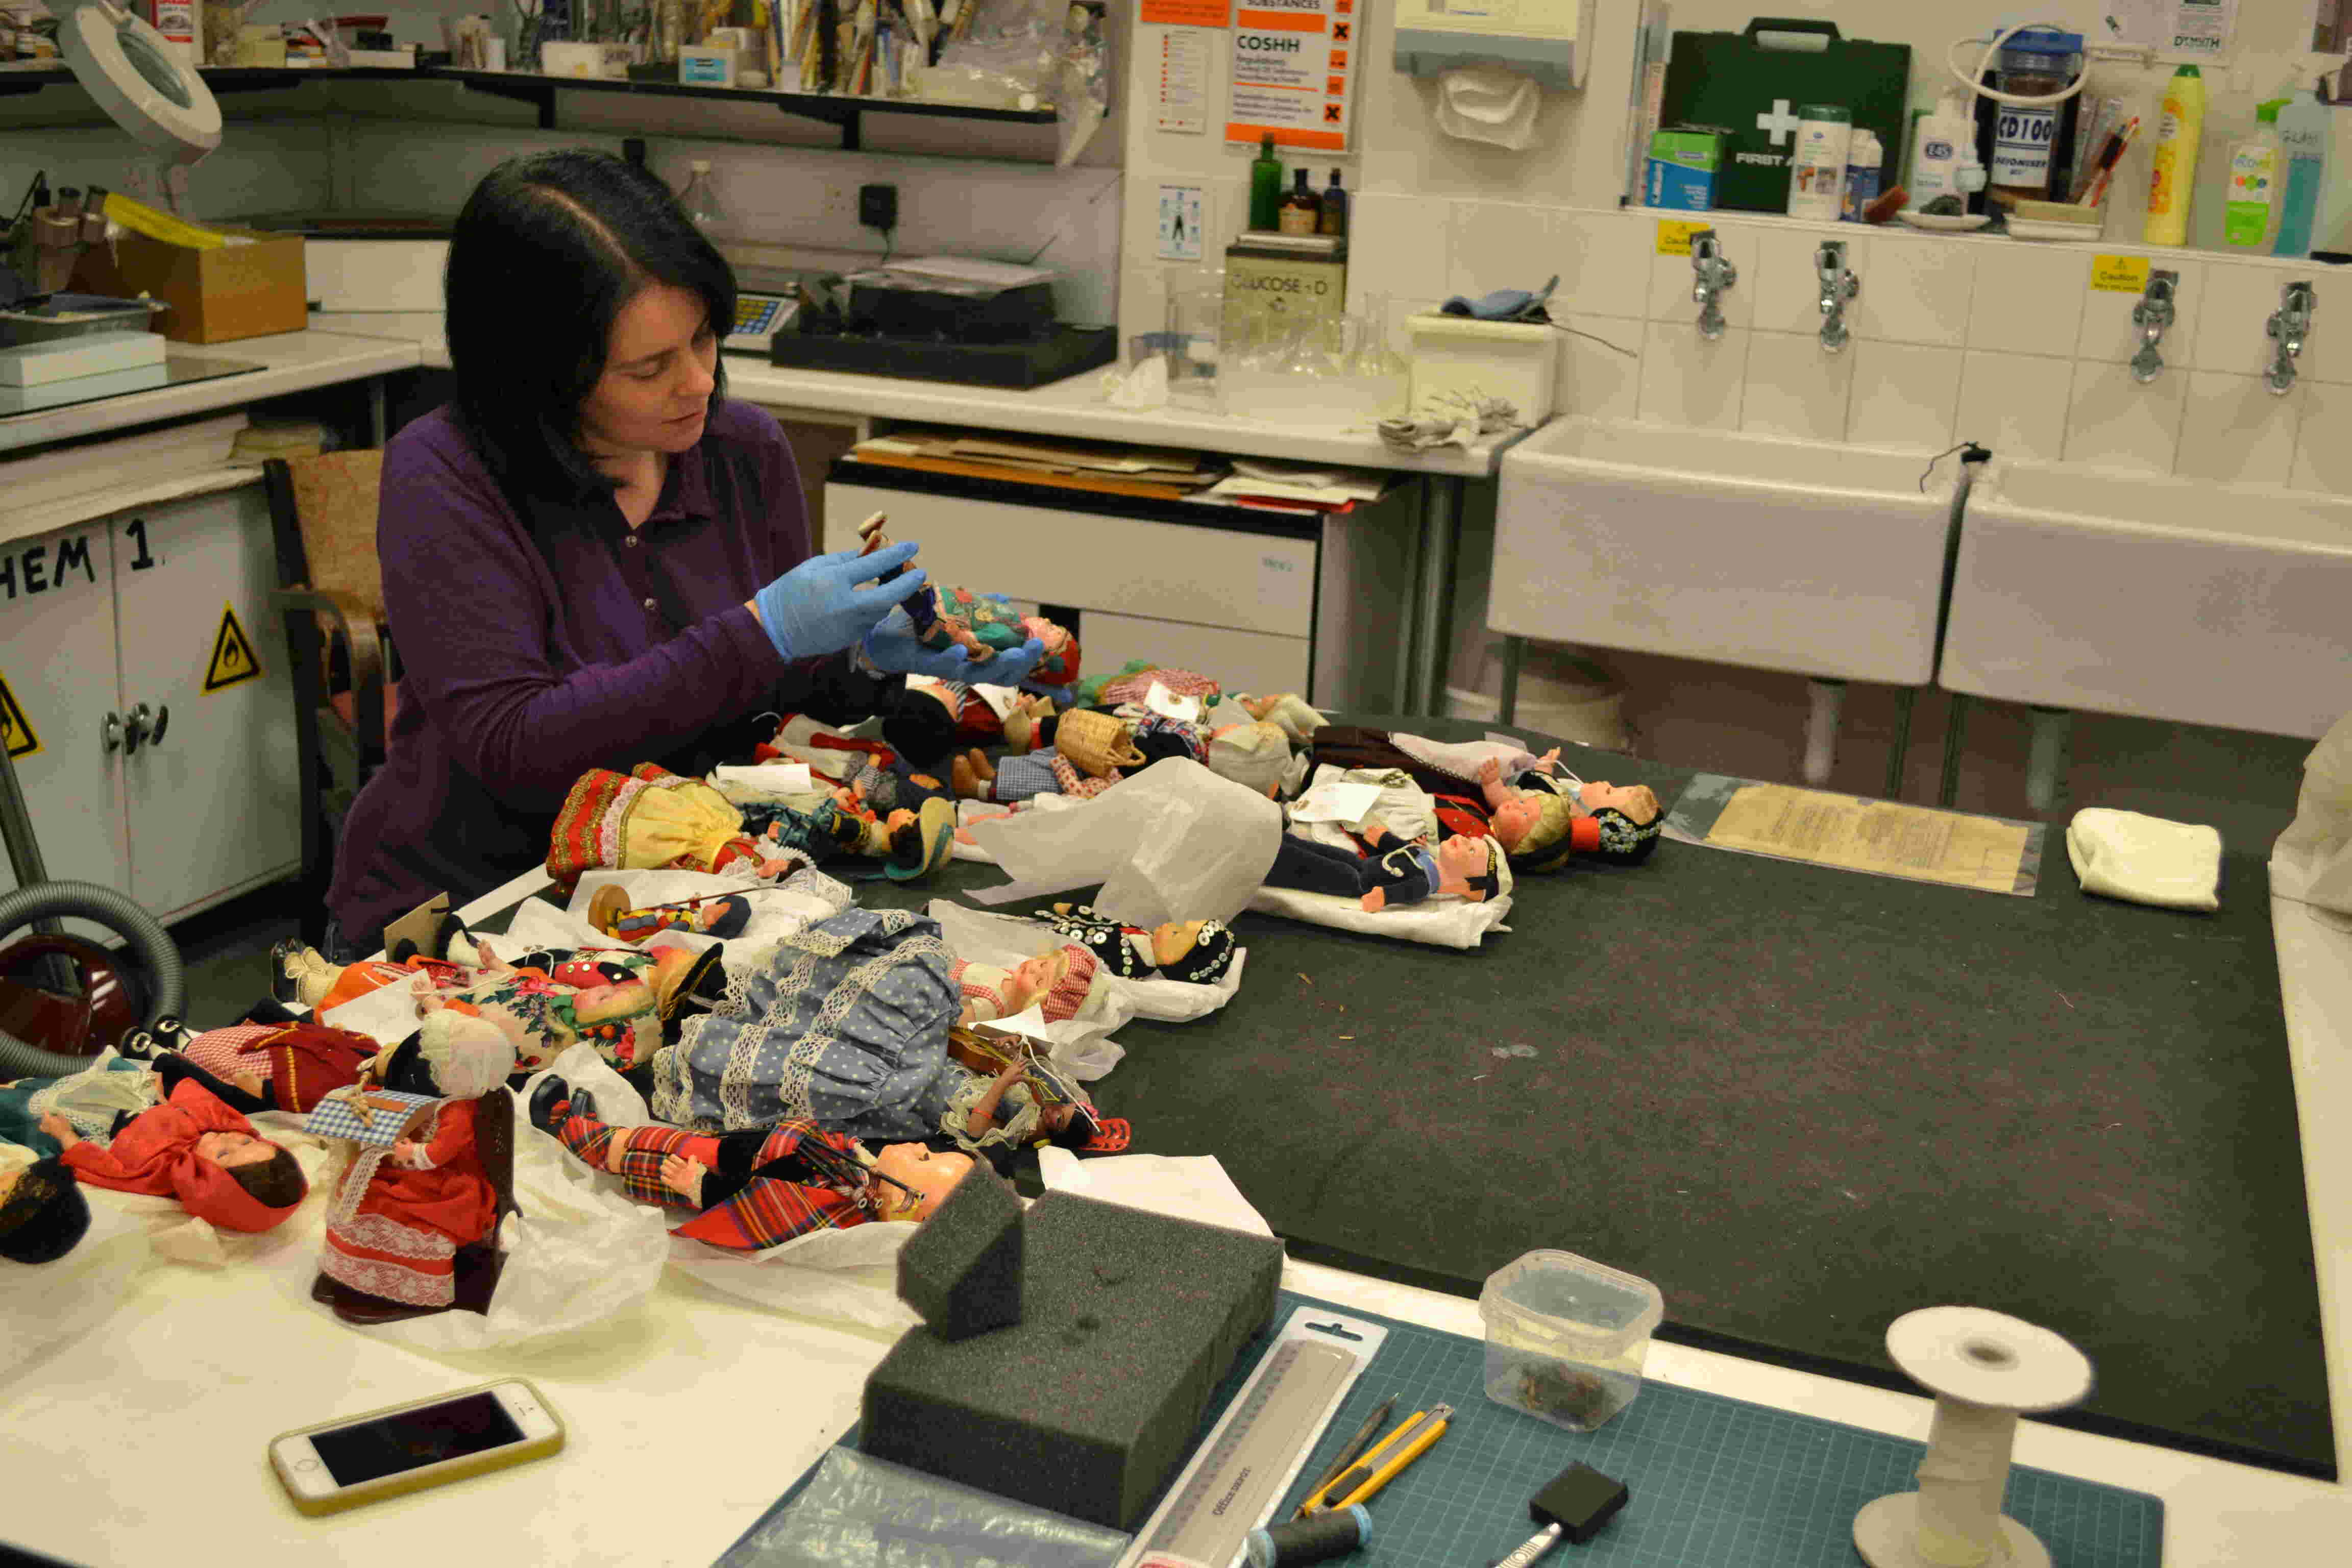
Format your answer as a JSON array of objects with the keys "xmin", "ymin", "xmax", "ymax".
[{"xmin": 1, "ymin": 477, "xmax": 299, "ymax": 921}]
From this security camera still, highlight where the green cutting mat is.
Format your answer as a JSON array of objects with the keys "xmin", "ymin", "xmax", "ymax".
[
  {"xmin": 730, "ymin": 1291, "xmax": 2163, "ymax": 1567},
  {"xmin": 1260, "ymin": 1293, "xmax": 2163, "ymax": 1567}
]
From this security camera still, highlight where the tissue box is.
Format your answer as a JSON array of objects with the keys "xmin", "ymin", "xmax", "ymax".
[
  {"xmin": 1646, "ymin": 128, "xmax": 1723, "ymax": 210},
  {"xmin": 678, "ymin": 44, "xmax": 734, "ymax": 85}
]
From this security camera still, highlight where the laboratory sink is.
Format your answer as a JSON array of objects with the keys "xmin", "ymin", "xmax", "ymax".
[
  {"xmin": 1491, "ymin": 420, "xmax": 1959, "ymax": 686},
  {"xmin": 1941, "ymin": 463, "xmax": 2352, "ymax": 739}
]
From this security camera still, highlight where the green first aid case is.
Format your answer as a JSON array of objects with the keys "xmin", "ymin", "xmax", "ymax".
[{"xmin": 1658, "ymin": 18, "xmax": 1912, "ymax": 214}]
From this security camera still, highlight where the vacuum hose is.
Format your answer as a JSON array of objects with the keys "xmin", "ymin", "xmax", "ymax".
[{"xmin": 0, "ymin": 880, "xmax": 185, "ymax": 1079}]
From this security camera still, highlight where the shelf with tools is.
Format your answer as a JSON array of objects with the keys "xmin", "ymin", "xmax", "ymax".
[{"xmin": 0, "ymin": 63, "xmax": 1061, "ymax": 151}]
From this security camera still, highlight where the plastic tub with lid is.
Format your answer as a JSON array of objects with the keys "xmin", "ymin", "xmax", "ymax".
[{"xmin": 1478, "ymin": 1248, "xmax": 1664, "ymax": 1431}]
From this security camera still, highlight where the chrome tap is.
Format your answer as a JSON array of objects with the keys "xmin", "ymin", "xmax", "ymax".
[
  {"xmin": 1689, "ymin": 229, "xmax": 1736, "ymax": 341},
  {"xmin": 2129, "ymin": 269, "xmax": 2178, "ymax": 384},
  {"xmin": 1816, "ymin": 240, "xmax": 1860, "ymax": 354},
  {"xmin": 2266, "ymin": 280, "xmax": 2317, "ymax": 395}
]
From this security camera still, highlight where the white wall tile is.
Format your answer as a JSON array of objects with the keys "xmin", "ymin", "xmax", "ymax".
[
  {"xmin": 2290, "ymin": 383, "xmax": 2352, "ymax": 494},
  {"xmin": 1638, "ymin": 323, "xmax": 1750, "ymax": 431},
  {"xmin": 2063, "ymin": 359, "xmax": 2189, "ymax": 474},
  {"xmin": 2288, "ymin": 267, "xmax": 2348, "ymax": 384},
  {"xmin": 2174, "ymin": 373, "xmax": 2302, "ymax": 487},
  {"xmin": 1645, "ymin": 220, "xmax": 1759, "ymax": 330},
  {"xmin": 1348, "ymin": 190, "xmax": 1452, "ymax": 320},
  {"xmin": 1954, "ymin": 352, "xmax": 2072, "ymax": 464},
  {"xmin": 1852, "ymin": 233, "xmax": 1974, "ymax": 348},
  {"xmin": 2077, "ymin": 259, "xmax": 2203, "ymax": 368},
  {"xmin": 1554, "ymin": 314, "xmax": 1645, "ymax": 422},
  {"xmin": 1747, "ymin": 227, "xmax": 1866, "ymax": 337},
  {"xmin": 2191, "ymin": 261, "xmax": 2293, "ymax": 377},
  {"xmin": 1845, "ymin": 342, "xmax": 1963, "ymax": 452},
  {"xmin": 1965, "ymin": 247, "xmax": 2088, "ymax": 356},
  {"xmin": 1447, "ymin": 201, "xmax": 1559, "ymax": 304},
  {"xmin": 1550, "ymin": 212, "xmax": 1652, "ymax": 321},
  {"xmin": 1741, "ymin": 330, "xmax": 1856, "ymax": 442}
]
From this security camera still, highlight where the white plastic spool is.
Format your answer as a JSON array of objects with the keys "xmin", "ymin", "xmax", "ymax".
[{"xmin": 1854, "ymin": 1306, "xmax": 2094, "ymax": 1568}]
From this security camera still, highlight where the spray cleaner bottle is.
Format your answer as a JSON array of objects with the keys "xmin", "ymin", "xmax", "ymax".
[{"xmin": 2143, "ymin": 64, "xmax": 2207, "ymax": 247}]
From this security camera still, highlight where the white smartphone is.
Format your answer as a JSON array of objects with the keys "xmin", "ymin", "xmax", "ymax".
[{"xmin": 268, "ymin": 1378, "xmax": 565, "ymax": 1517}]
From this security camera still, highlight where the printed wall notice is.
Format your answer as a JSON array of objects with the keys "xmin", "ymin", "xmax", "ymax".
[
  {"xmin": 2104, "ymin": 0, "xmax": 2239, "ymax": 62},
  {"xmin": 1157, "ymin": 28, "xmax": 1210, "ymax": 133},
  {"xmin": 1224, "ymin": 0, "xmax": 1356, "ymax": 152},
  {"xmin": 1143, "ymin": 0, "xmax": 1231, "ymax": 24}
]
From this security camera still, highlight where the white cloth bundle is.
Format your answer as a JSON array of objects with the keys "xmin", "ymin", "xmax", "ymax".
[
  {"xmin": 2273, "ymin": 710, "xmax": 2352, "ymax": 921},
  {"xmin": 2066, "ymin": 808, "xmax": 2222, "ymax": 912}
]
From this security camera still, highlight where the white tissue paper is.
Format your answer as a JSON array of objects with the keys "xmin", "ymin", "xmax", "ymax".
[
  {"xmin": 926, "ymin": 900, "xmax": 1247, "ymax": 1080},
  {"xmin": 320, "ymin": 974, "xmax": 427, "ymax": 1046},
  {"xmin": 2274, "ymin": 710, "xmax": 2352, "ymax": 921},
  {"xmin": 714, "ymin": 762, "xmax": 817, "ymax": 794},
  {"xmin": 1037, "ymin": 1148, "xmax": 1273, "ymax": 1238},
  {"xmin": 0, "ymin": 1201, "xmax": 157, "ymax": 1369},
  {"xmin": 1248, "ymin": 882, "xmax": 1513, "ymax": 949},
  {"xmin": 2066, "ymin": 807, "xmax": 2223, "ymax": 912},
  {"xmin": 1436, "ymin": 64, "xmax": 1541, "ymax": 150},
  {"xmin": 963, "ymin": 757, "xmax": 1283, "ymax": 927}
]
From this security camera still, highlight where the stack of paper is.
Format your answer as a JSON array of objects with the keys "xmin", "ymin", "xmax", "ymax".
[
  {"xmin": 1198, "ymin": 458, "xmax": 1388, "ymax": 513},
  {"xmin": 850, "ymin": 427, "xmax": 1222, "ymax": 499}
]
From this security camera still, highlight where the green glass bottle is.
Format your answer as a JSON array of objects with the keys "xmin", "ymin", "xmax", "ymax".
[{"xmin": 1248, "ymin": 134, "xmax": 1284, "ymax": 232}]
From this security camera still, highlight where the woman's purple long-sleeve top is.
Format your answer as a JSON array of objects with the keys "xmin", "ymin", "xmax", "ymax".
[{"xmin": 328, "ymin": 398, "xmax": 847, "ymax": 943}]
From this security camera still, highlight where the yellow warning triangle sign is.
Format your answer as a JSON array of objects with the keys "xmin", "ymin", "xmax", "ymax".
[
  {"xmin": 0, "ymin": 670, "xmax": 39, "ymax": 760},
  {"xmin": 204, "ymin": 603, "xmax": 262, "ymax": 693}
]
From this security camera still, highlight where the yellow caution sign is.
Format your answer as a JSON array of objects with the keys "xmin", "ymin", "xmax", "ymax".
[
  {"xmin": 0, "ymin": 670, "xmax": 40, "ymax": 760},
  {"xmin": 1654, "ymin": 218, "xmax": 1712, "ymax": 257},
  {"xmin": 2091, "ymin": 255, "xmax": 2152, "ymax": 294},
  {"xmin": 204, "ymin": 603, "xmax": 262, "ymax": 693}
]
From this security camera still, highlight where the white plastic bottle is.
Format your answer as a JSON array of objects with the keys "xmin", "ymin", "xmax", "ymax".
[
  {"xmin": 2222, "ymin": 102, "xmax": 2285, "ymax": 250},
  {"xmin": 2274, "ymin": 88, "xmax": 2333, "ymax": 259},
  {"xmin": 1905, "ymin": 91, "xmax": 1981, "ymax": 212},
  {"xmin": 1786, "ymin": 105, "xmax": 1852, "ymax": 222}
]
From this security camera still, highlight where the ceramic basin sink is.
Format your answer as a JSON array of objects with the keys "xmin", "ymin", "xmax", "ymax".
[
  {"xmin": 1491, "ymin": 420, "xmax": 1959, "ymax": 685},
  {"xmin": 1942, "ymin": 463, "xmax": 2352, "ymax": 739}
]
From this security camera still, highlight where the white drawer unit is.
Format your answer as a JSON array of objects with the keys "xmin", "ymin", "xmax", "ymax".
[{"xmin": 825, "ymin": 466, "xmax": 1415, "ymax": 710}]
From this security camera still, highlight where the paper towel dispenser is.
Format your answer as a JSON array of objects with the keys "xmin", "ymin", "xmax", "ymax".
[{"xmin": 1391, "ymin": 0, "xmax": 1595, "ymax": 91}]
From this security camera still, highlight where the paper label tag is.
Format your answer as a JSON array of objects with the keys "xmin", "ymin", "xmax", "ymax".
[
  {"xmin": 1144, "ymin": 680, "xmax": 1204, "ymax": 724},
  {"xmin": 1655, "ymin": 218, "xmax": 1711, "ymax": 256},
  {"xmin": 1288, "ymin": 778, "xmax": 1384, "ymax": 825},
  {"xmin": 2091, "ymin": 255, "xmax": 2151, "ymax": 293},
  {"xmin": 714, "ymin": 762, "xmax": 817, "ymax": 793}
]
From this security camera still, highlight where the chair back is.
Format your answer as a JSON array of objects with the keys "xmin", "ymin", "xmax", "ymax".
[{"xmin": 265, "ymin": 449, "xmax": 386, "ymax": 616}]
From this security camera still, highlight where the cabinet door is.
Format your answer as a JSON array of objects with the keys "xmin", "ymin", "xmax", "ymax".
[
  {"xmin": 109, "ymin": 483, "xmax": 301, "ymax": 920},
  {"xmin": 0, "ymin": 520, "xmax": 131, "ymax": 899}
]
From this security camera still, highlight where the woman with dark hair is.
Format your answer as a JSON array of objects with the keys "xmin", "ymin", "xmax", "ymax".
[{"xmin": 327, "ymin": 149, "xmax": 1040, "ymax": 953}]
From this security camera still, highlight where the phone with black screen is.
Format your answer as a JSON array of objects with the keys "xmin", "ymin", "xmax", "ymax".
[{"xmin": 268, "ymin": 1379, "xmax": 565, "ymax": 1516}]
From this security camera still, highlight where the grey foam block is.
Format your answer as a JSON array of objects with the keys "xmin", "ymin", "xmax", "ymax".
[
  {"xmin": 895, "ymin": 1160, "xmax": 1024, "ymax": 1340},
  {"xmin": 860, "ymin": 1191, "xmax": 1285, "ymax": 1530}
]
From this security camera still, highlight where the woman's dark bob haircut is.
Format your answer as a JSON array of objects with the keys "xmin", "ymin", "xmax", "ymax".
[{"xmin": 445, "ymin": 148, "xmax": 734, "ymax": 504}]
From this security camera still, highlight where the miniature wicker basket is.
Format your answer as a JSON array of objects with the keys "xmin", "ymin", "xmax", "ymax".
[{"xmin": 1055, "ymin": 709, "xmax": 1146, "ymax": 778}]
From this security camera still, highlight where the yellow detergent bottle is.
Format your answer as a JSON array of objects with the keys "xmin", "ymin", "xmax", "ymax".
[{"xmin": 2143, "ymin": 64, "xmax": 2206, "ymax": 247}]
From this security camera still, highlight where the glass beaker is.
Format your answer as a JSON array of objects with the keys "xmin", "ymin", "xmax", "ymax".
[{"xmin": 1164, "ymin": 288, "xmax": 1224, "ymax": 409}]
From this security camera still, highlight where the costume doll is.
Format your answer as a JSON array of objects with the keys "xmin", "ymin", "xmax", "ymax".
[
  {"xmin": 3, "ymin": 1063, "xmax": 307, "ymax": 1233},
  {"xmin": 1310, "ymin": 727, "xmax": 1662, "ymax": 870},
  {"xmin": 420, "ymin": 939, "xmax": 719, "ymax": 1075},
  {"xmin": 548, "ymin": 764, "xmax": 819, "ymax": 894},
  {"xmin": 951, "ymin": 943, "xmax": 1103, "ymax": 1026},
  {"xmin": 1038, "ymin": 905, "xmax": 1238, "ymax": 984},
  {"xmin": 1237, "ymin": 693, "xmax": 1328, "ymax": 744},
  {"xmin": 950, "ymin": 747, "xmax": 1118, "ymax": 804},
  {"xmin": 526, "ymin": 1077, "xmax": 975, "ymax": 1248},
  {"xmin": 1206, "ymin": 720, "xmax": 1297, "ymax": 799},
  {"xmin": 1267, "ymin": 827, "xmax": 1510, "ymax": 913},
  {"xmin": 0, "ymin": 1148, "xmax": 91, "ymax": 1264},
  {"xmin": 313, "ymin": 1012, "xmax": 514, "ymax": 1321},
  {"xmin": 156, "ymin": 1018, "xmax": 385, "ymax": 1116},
  {"xmin": 851, "ymin": 517, "xmax": 1074, "ymax": 689},
  {"xmin": 587, "ymin": 887, "xmax": 754, "ymax": 943}
]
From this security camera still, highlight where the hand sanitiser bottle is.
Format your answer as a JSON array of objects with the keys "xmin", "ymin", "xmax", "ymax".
[
  {"xmin": 2143, "ymin": 64, "xmax": 2206, "ymax": 247},
  {"xmin": 2222, "ymin": 101, "xmax": 2286, "ymax": 250},
  {"xmin": 2273, "ymin": 88, "xmax": 2332, "ymax": 259}
]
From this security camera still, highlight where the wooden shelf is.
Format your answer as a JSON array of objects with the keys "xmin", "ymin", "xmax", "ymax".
[{"xmin": 0, "ymin": 62, "xmax": 1061, "ymax": 150}]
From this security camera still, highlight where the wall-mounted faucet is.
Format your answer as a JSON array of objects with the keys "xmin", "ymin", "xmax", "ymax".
[
  {"xmin": 1816, "ymin": 240, "xmax": 1860, "ymax": 354},
  {"xmin": 1689, "ymin": 229, "xmax": 1736, "ymax": 341},
  {"xmin": 2267, "ymin": 281, "xmax": 2317, "ymax": 396},
  {"xmin": 2129, "ymin": 269, "xmax": 2178, "ymax": 384}
]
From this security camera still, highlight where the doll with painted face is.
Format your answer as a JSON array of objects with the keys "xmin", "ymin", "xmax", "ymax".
[
  {"xmin": 1269, "ymin": 826, "xmax": 1512, "ymax": 913},
  {"xmin": 951, "ymin": 943, "xmax": 1104, "ymax": 1026},
  {"xmin": 1039, "ymin": 905, "xmax": 1239, "ymax": 984},
  {"xmin": 420, "ymin": 940, "xmax": 721, "ymax": 1074},
  {"xmin": 1474, "ymin": 759, "xmax": 1663, "ymax": 870},
  {"xmin": 526, "ymin": 1076, "xmax": 975, "ymax": 1250},
  {"xmin": 0, "ymin": 1148, "xmax": 91, "ymax": 1264}
]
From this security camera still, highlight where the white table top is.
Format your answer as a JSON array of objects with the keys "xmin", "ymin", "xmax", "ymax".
[
  {"xmin": 0, "ymin": 330, "xmax": 421, "ymax": 456},
  {"xmin": 335, "ymin": 315, "xmax": 1520, "ymax": 479},
  {"xmin": 6, "ymin": 861, "xmax": 2348, "ymax": 1566}
]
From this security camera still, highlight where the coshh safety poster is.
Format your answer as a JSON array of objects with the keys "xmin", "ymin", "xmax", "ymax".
[{"xmin": 1224, "ymin": 0, "xmax": 1357, "ymax": 152}]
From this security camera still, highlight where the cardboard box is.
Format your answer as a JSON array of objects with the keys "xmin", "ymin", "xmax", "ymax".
[
  {"xmin": 72, "ymin": 229, "xmax": 307, "ymax": 344},
  {"xmin": 1646, "ymin": 128, "xmax": 1724, "ymax": 210}
]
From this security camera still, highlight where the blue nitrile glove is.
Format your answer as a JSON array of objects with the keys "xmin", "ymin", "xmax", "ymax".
[
  {"xmin": 862, "ymin": 607, "xmax": 1048, "ymax": 687},
  {"xmin": 753, "ymin": 542, "xmax": 927, "ymax": 661},
  {"xmin": 1440, "ymin": 275, "xmax": 1559, "ymax": 321}
]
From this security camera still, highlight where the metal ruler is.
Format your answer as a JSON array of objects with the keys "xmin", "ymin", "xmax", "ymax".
[{"xmin": 1122, "ymin": 1306, "xmax": 1385, "ymax": 1568}]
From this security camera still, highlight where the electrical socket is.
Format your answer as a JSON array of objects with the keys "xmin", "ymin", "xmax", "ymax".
[{"xmin": 859, "ymin": 182, "xmax": 898, "ymax": 233}]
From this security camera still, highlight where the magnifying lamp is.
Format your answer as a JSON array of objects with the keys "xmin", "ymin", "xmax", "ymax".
[{"xmin": 54, "ymin": 0, "xmax": 223, "ymax": 178}]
